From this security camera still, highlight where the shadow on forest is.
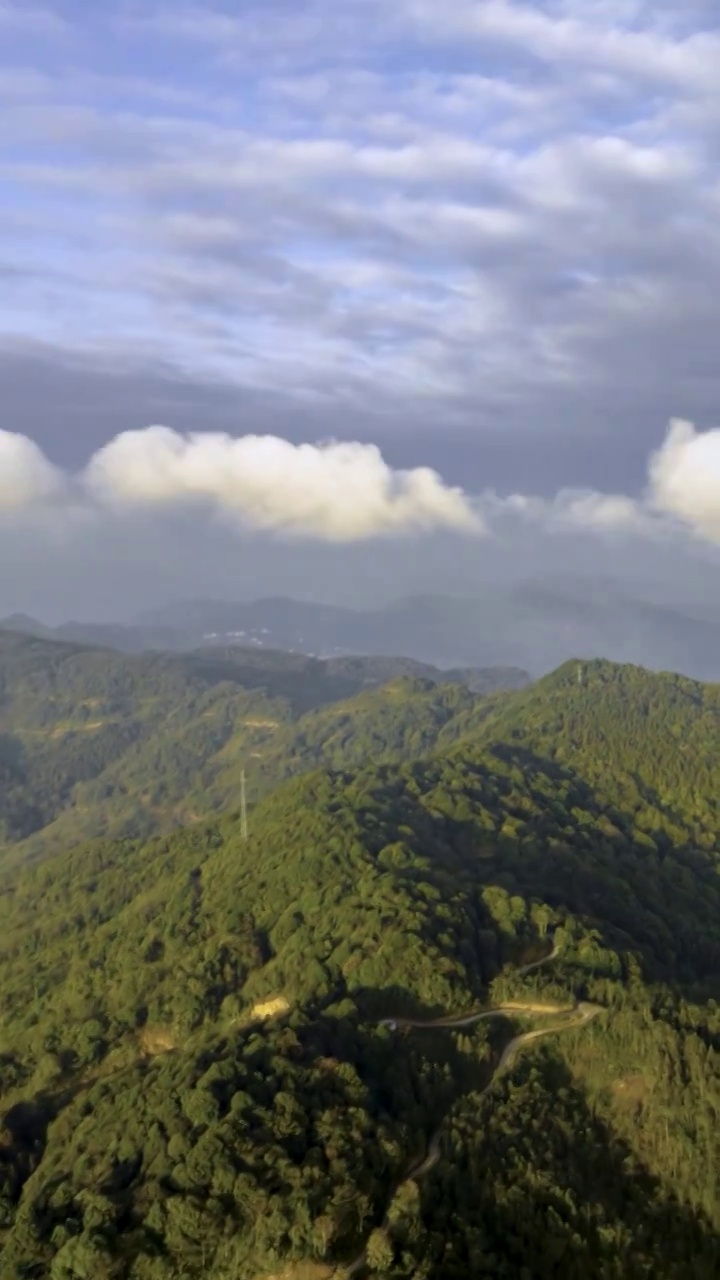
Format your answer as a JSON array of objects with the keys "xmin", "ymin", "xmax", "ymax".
[
  {"xmin": 407, "ymin": 741, "xmax": 720, "ymax": 992},
  {"xmin": 419, "ymin": 1049, "xmax": 720, "ymax": 1280},
  {"xmin": 508, "ymin": 744, "xmax": 720, "ymax": 987},
  {"xmin": 490, "ymin": 741, "xmax": 719, "ymax": 878},
  {"xmin": 0, "ymin": 1086, "xmax": 77, "ymax": 1214},
  {"xmin": 3, "ymin": 733, "xmax": 720, "ymax": 1275},
  {"xmin": 304, "ymin": 981, "xmax": 720, "ymax": 1278}
]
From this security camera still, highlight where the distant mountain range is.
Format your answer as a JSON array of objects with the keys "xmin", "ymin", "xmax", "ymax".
[
  {"xmin": 3, "ymin": 576, "xmax": 720, "ymax": 679},
  {"xmin": 5, "ymin": 578, "xmax": 717, "ymax": 680},
  {"xmin": 0, "ymin": 613, "xmax": 182, "ymax": 655}
]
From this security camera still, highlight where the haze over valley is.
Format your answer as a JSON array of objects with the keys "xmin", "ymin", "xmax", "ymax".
[{"xmin": 5, "ymin": 569, "xmax": 720, "ymax": 682}]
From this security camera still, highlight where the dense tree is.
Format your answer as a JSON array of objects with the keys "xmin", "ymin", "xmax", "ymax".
[
  {"xmin": 0, "ymin": 646, "xmax": 718, "ymax": 1275},
  {"xmin": 0, "ymin": 631, "xmax": 518, "ymax": 860}
]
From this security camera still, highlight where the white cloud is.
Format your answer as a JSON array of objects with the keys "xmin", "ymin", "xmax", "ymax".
[
  {"xmin": 0, "ymin": 426, "xmax": 482, "ymax": 541},
  {"xmin": 1, "ymin": 0, "xmax": 719, "ymax": 425},
  {"xmin": 478, "ymin": 487, "xmax": 650, "ymax": 540},
  {"xmin": 546, "ymin": 490, "xmax": 647, "ymax": 533},
  {"xmin": 0, "ymin": 429, "xmax": 65, "ymax": 509},
  {"xmin": 647, "ymin": 416, "xmax": 720, "ymax": 539},
  {"xmin": 5, "ymin": 417, "xmax": 720, "ymax": 550},
  {"xmin": 398, "ymin": 0, "xmax": 720, "ymax": 91},
  {"xmin": 504, "ymin": 417, "xmax": 720, "ymax": 544}
]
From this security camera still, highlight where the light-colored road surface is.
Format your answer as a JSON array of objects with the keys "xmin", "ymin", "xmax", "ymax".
[{"xmin": 339, "ymin": 941, "xmax": 603, "ymax": 1277}]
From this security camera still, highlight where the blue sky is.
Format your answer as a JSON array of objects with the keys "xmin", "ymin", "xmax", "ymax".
[{"xmin": 2, "ymin": 0, "xmax": 720, "ymax": 614}]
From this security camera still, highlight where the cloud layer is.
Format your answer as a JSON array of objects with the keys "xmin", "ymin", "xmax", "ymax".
[
  {"xmin": 3, "ymin": 0, "xmax": 720, "ymax": 502},
  {"xmin": 2, "ymin": 418, "xmax": 720, "ymax": 548}
]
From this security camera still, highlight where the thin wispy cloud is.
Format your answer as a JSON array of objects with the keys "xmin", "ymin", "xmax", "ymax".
[{"xmin": 2, "ymin": 0, "xmax": 719, "ymax": 438}]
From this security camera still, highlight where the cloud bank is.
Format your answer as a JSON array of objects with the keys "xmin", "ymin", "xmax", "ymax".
[
  {"xmin": 0, "ymin": 429, "xmax": 64, "ymax": 509},
  {"xmin": 4, "ymin": 0, "xmax": 720, "ymax": 504},
  {"xmin": 1, "ymin": 426, "xmax": 482, "ymax": 540},
  {"xmin": 2, "ymin": 418, "xmax": 720, "ymax": 548}
]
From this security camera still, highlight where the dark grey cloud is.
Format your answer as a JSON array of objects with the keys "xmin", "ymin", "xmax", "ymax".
[{"xmin": 0, "ymin": 340, "xmax": 656, "ymax": 494}]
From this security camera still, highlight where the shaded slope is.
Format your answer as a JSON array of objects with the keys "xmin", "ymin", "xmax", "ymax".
[{"xmin": 470, "ymin": 658, "xmax": 720, "ymax": 851}]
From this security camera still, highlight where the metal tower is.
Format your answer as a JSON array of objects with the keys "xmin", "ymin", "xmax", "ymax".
[{"xmin": 240, "ymin": 769, "xmax": 248, "ymax": 841}]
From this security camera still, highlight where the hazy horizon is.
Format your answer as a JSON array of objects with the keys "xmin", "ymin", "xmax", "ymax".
[{"xmin": 4, "ymin": 557, "xmax": 720, "ymax": 630}]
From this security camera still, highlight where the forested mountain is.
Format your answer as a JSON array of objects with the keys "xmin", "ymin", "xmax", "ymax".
[
  {"xmin": 0, "ymin": 630, "xmax": 526, "ymax": 862},
  {"xmin": 464, "ymin": 658, "xmax": 720, "ymax": 852},
  {"xmin": 0, "ymin": 650, "xmax": 718, "ymax": 1277},
  {"xmin": 3, "ymin": 623, "xmax": 718, "ymax": 869}
]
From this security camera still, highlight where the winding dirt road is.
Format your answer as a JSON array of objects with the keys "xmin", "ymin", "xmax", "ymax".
[{"xmin": 339, "ymin": 940, "xmax": 603, "ymax": 1277}]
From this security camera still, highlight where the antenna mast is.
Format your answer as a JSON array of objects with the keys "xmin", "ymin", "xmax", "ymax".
[{"xmin": 240, "ymin": 769, "xmax": 248, "ymax": 841}]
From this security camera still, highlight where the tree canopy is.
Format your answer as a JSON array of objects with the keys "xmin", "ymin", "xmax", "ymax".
[{"xmin": 0, "ymin": 641, "xmax": 718, "ymax": 1277}]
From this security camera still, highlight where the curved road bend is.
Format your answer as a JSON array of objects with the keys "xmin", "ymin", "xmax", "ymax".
[{"xmin": 340, "ymin": 940, "xmax": 603, "ymax": 1277}]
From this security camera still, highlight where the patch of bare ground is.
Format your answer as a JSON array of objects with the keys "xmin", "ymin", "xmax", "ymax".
[
  {"xmin": 50, "ymin": 720, "xmax": 105, "ymax": 737},
  {"xmin": 500, "ymin": 999, "xmax": 572, "ymax": 1014},
  {"xmin": 17, "ymin": 721, "xmax": 107, "ymax": 738},
  {"xmin": 255, "ymin": 1265, "xmax": 335, "ymax": 1280},
  {"xmin": 138, "ymin": 1027, "xmax": 179, "ymax": 1057},
  {"xmin": 232, "ymin": 996, "xmax": 292, "ymax": 1029},
  {"xmin": 248, "ymin": 996, "xmax": 290, "ymax": 1022}
]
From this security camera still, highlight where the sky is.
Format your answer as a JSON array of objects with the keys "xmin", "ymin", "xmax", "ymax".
[{"xmin": 2, "ymin": 0, "xmax": 720, "ymax": 619}]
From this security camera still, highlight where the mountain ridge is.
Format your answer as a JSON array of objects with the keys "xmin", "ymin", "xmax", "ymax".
[
  {"xmin": 0, "ymin": 628, "xmax": 527, "ymax": 862},
  {"xmin": 5, "ymin": 576, "xmax": 720, "ymax": 678},
  {"xmin": 0, "ymin": 658, "xmax": 718, "ymax": 1276}
]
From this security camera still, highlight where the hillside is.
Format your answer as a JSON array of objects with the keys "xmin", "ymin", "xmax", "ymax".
[
  {"xmin": 472, "ymin": 658, "xmax": 720, "ymax": 852},
  {"xmin": 2, "ymin": 632, "xmax": 718, "ymax": 878},
  {"xmin": 0, "ymin": 661, "xmax": 718, "ymax": 1276},
  {"xmin": 0, "ymin": 631, "xmax": 526, "ymax": 862}
]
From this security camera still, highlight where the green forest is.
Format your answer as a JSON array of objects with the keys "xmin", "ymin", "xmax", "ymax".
[
  {"xmin": 0, "ymin": 630, "xmax": 524, "ymax": 863},
  {"xmin": 0, "ymin": 634, "xmax": 718, "ymax": 1277}
]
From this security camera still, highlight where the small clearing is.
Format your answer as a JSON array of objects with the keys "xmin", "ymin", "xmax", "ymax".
[
  {"xmin": 138, "ymin": 1027, "xmax": 179, "ymax": 1057},
  {"xmin": 255, "ymin": 1264, "xmax": 335, "ymax": 1280},
  {"xmin": 50, "ymin": 720, "xmax": 105, "ymax": 738},
  {"xmin": 249, "ymin": 996, "xmax": 290, "ymax": 1022}
]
